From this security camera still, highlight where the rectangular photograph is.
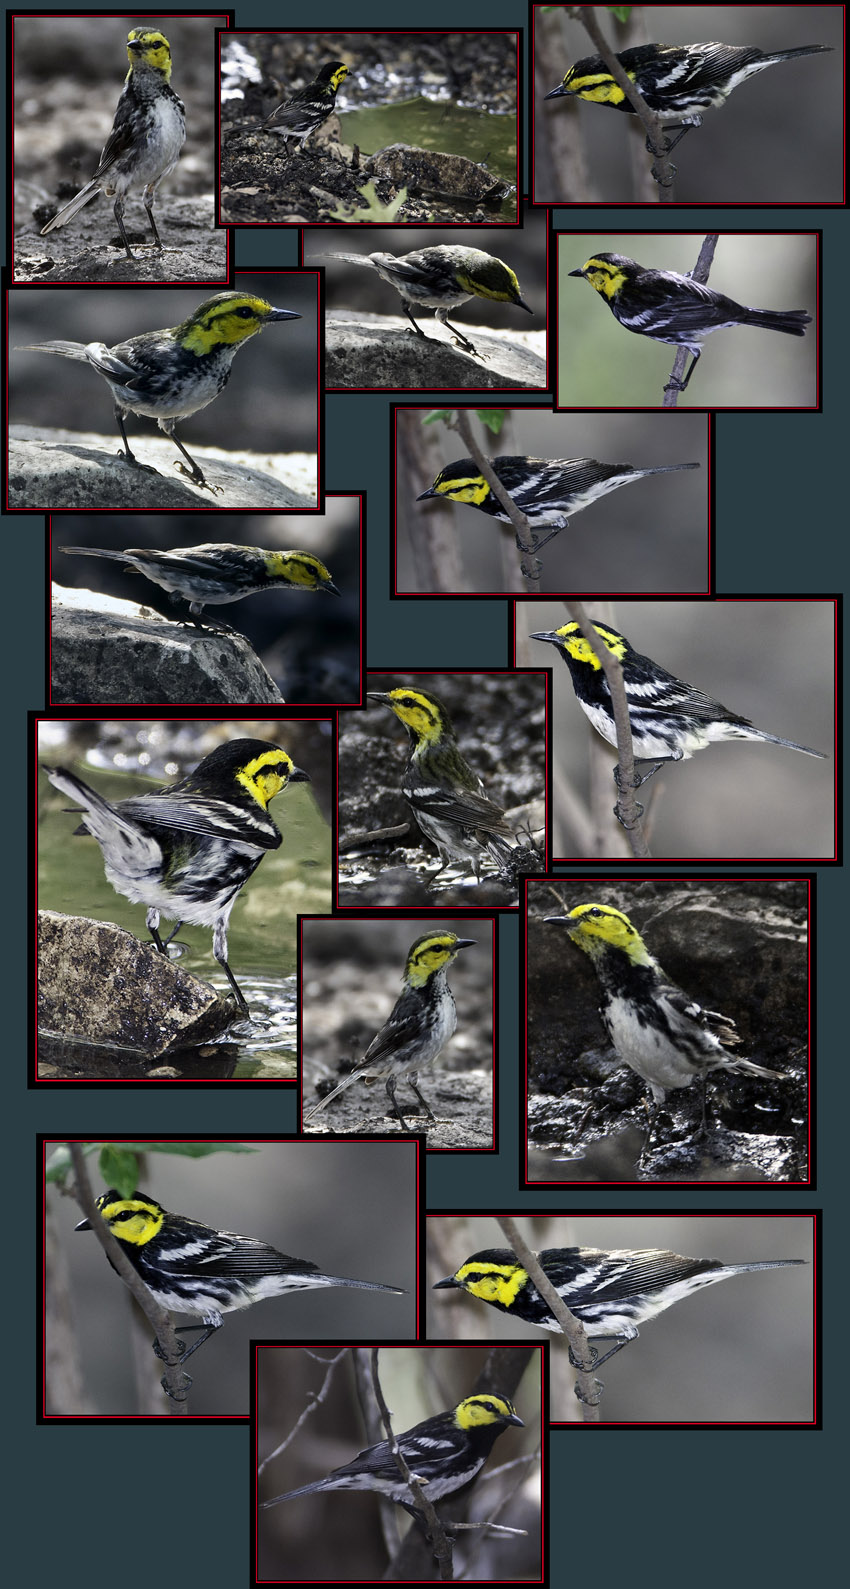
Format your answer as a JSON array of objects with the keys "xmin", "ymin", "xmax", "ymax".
[
  {"xmin": 8, "ymin": 270, "xmax": 321, "ymax": 511},
  {"xmin": 221, "ymin": 29, "xmax": 520, "ymax": 227},
  {"xmin": 299, "ymin": 912, "xmax": 495, "ymax": 1149},
  {"xmin": 514, "ymin": 597, "xmax": 837, "ymax": 862},
  {"xmin": 255, "ymin": 1342, "xmax": 544, "ymax": 1581},
  {"xmin": 48, "ymin": 500, "xmax": 362, "ymax": 709},
  {"xmin": 395, "ymin": 403, "xmax": 711, "ymax": 596},
  {"xmin": 337, "ymin": 668, "xmax": 548, "ymax": 907},
  {"xmin": 427, "ymin": 1213, "xmax": 816, "ymax": 1427},
  {"xmin": 41, "ymin": 1134, "xmax": 419, "ymax": 1418},
  {"xmin": 524, "ymin": 875, "xmax": 813, "ymax": 1186},
  {"xmin": 14, "ymin": 11, "xmax": 232, "ymax": 282},
  {"xmin": 554, "ymin": 231, "xmax": 820, "ymax": 410},
  {"xmin": 306, "ymin": 206, "xmax": 547, "ymax": 392},
  {"xmin": 35, "ymin": 714, "xmax": 333, "ymax": 1080}
]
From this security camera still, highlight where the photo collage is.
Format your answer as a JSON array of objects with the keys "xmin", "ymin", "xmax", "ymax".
[{"xmin": 8, "ymin": 5, "xmax": 838, "ymax": 1585}]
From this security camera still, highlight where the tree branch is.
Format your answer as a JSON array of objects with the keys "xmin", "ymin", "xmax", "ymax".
[
  {"xmin": 259, "ymin": 1348, "xmax": 348, "ymax": 1477},
  {"xmin": 67, "ymin": 1143, "xmax": 189, "ymax": 1413},
  {"xmin": 370, "ymin": 1349, "xmax": 454, "ymax": 1579},
  {"xmin": 452, "ymin": 411, "xmax": 543, "ymax": 591},
  {"xmin": 569, "ymin": 5, "xmax": 678, "ymax": 197},
  {"xmin": 663, "ymin": 234, "xmax": 720, "ymax": 407},
  {"xmin": 495, "ymin": 1217, "xmax": 601, "ymax": 1422},
  {"xmin": 564, "ymin": 602, "xmax": 652, "ymax": 855}
]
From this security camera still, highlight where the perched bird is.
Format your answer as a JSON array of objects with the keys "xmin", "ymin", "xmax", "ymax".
[
  {"xmin": 545, "ymin": 902, "xmax": 791, "ymax": 1137},
  {"xmin": 262, "ymin": 60, "xmax": 349, "ymax": 153},
  {"xmin": 17, "ymin": 291, "xmax": 301, "ymax": 491},
  {"xmin": 304, "ymin": 932, "xmax": 475, "ymax": 1131},
  {"xmin": 367, "ymin": 686, "xmax": 516, "ymax": 882},
  {"xmin": 434, "ymin": 1246, "xmax": 805, "ymax": 1366},
  {"xmin": 262, "ymin": 1392, "xmax": 524, "ymax": 1530},
  {"xmin": 567, "ymin": 251, "xmax": 811, "ymax": 392},
  {"xmin": 41, "ymin": 28, "xmax": 185, "ymax": 261},
  {"xmin": 77, "ymin": 1188, "xmax": 403, "ymax": 1386},
  {"xmin": 417, "ymin": 455, "xmax": 699, "ymax": 553},
  {"xmin": 59, "ymin": 542, "xmax": 339, "ymax": 629},
  {"xmin": 545, "ymin": 40, "xmax": 833, "ymax": 153},
  {"xmin": 313, "ymin": 244, "xmax": 532, "ymax": 355},
  {"xmin": 44, "ymin": 738, "xmax": 310, "ymax": 1013},
  {"xmin": 531, "ymin": 620, "xmax": 826, "ymax": 813}
]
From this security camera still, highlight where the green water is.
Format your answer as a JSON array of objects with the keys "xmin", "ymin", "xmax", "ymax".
[
  {"xmin": 339, "ymin": 96, "xmax": 517, "ymax": 185},
  {"xmin": 38, "ymin": 758, "xmax": 332, "ymax": 1078}
]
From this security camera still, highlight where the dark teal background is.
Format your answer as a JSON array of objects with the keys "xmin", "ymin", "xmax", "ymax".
[{"xmin": 7, "ymin": 2, "xmax": 839, "ymax": 1584}]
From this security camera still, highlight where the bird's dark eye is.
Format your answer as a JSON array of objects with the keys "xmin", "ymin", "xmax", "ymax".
[{"xmin": 236, "ymin": 306, "xmax": 254, "ymax": 318}]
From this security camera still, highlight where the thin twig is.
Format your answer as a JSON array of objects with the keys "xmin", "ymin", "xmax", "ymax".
[
  {"xmin": 67, "ymin": 1143, "xmax": 189, "ymax": 1413},
  {"xmin": 259, "ymin": 1348, "xmax": 349, "ymax": 1476},
  {"xmin": 495, "ymin": 1217, "xmax": 601, "ymax": 1422},
  {"xmin": 570, "ymin": 5, "xmax": 678, "ymax": 197},
  {"xmin": 565, "ymin": 602, "xmax": 652, "ymax": 856},
  {"xmin": 370, "ymin": 1349, "xmax": 454, "ymax": 1579},
  {"xmin": 452, "ymin": 411, "xmax": 543, "ymax": 592},
  {"xmin": 663, "ymin": 234, "xmax": 720, "ymax": 407}
]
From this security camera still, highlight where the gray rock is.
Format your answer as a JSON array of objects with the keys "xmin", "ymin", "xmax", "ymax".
[
  {"xmin": 51, "ymin": 584, "xmax": 284, "ymax": 704},
  {"xmin": 324, "ymin": 311, "xmax": 547, "ymax": 389},
  {"xmin": 9, "ymin": 426, "xmax": 317, "ymax": 509},
  {"xmin": 14, "ymin": 195, "xmax": 226, "ymax": 284},
  {"xmin": 38, "ymin": 910, "xmax": 237, "ymax": 1056}
]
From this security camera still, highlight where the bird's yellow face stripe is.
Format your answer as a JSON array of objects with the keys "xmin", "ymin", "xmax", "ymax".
[
  {"xmin": 236, "ymin": 749, "xmax": 296, "ymax": 807},
  {"xmin": 330, "ymin": 64, "xmax": 349, "ymax": 92},
  {"xmin": 554, "ymin": 621, "xmax": 627, "ymax": 668},
  {"xmin": 567, "ymin": 903, "xmax": 652, "ymax": 962},
  {"xmin": 454, "ymin": 1394, "xmax": 520, "ymax": 1431},
  {"xmin": 430, "ymin": 470, "xmax": 490, "ymax": 506},
  {"xmin": 454, "ymin": 260, "xmax": 522, "ymax": 304},
  {"xmin": 562, "ymin": 67, "xmax": 632, "ymax": 106},
  {"xmin": 404, "ymin": 933, "xmax": 464, "ymax": 987},
  {"xmin": 268, "ymin": 552, "xmax": 334, "ymax": 589},
  {"xmin": 452, "ymin": 1259, "xmax": 529, "ymax": 1307},
  {"xmin": 95, "ymin": 1193, "xmax": 164, "ymax": 1246},
  {"xmin": 179, "ymin": 296, "xmax": 279, "ymax": 355},
  {"xmin": 577, "ymin": 257, "xmax": 630, "ymax": 298},
  {"xmin": 380, "ymin": 689, "xmax": 445, "ymax": 743},
  {"xmin": 127, "ymin": 29, "xmax": 172, "ymax": 77}
]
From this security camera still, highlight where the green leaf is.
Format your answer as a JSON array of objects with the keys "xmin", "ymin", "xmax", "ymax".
[
  {"xmin": 99, "ymin": 1146, "xmax": 141, "ymax": 1198},
  {"xmin": 608, "ymin": 6, "xmax": 632, "ymax": 21},
  {"xmin": 476, "ymin": 410, "xmax": 506, "ymax": 434},
  {"xmin": 45, "ymin": 1140, "xmax": 259, "ymax": 1189},
  {"xmin": 422, "ymin": 410, "xmax": 453, "ymax": 426}
]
